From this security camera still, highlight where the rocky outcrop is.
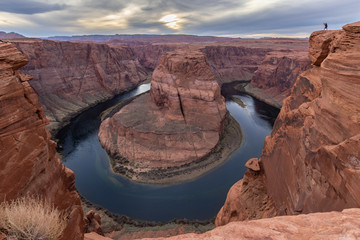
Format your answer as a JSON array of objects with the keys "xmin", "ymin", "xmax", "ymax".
[
  {"xmin": 215, "ymin": 158, "xmax": 277, "ymax": 226},
  {"xmin": 216, "ymin": 21, "xmax": 360, "ymax": 226},
  {"xmin": 99, "ymin": 49, "xmax": 226, "ymax": 182},
  {"xmin": 11, "ymin": 39, "xmax": 149, "ymax": 134},
  {"xmin": 0, "ymin": 42, "xmax": 83, "ymax": 239},
  {"xmin": 144, "ymin": 208, "xmax": 360, "ymax": 239},
  {"xmin": 85, "ymin": 210, "xmax": 103, "ymax": 236}
]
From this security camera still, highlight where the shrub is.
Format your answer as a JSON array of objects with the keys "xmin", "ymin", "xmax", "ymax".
[{"xmin": 0, "ymin": 196, "xmax": 68, "ymax": 240}]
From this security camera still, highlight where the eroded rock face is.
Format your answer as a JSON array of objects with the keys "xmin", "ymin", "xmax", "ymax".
[
  {"xmin": 113, "ymin": 39, "xmax": 309, "ymax": 106},
  {"xmin": 0, "ymin": 42, "xmax": 83, "ymax": 239},
  {"xmin": 203, "ymin": 45, "xmax": 268, "ymax": 83},
  {"xmin": 250, "ymin": 50, "xmax": 310, "ymax": 105},
  {"xmin": 216, "ymin": 21, "xmax": 360, "ymax": 226},
  {"xmin": 215, "ymin": 158, "xmax": 277, "ymax": 227},
  {"xmin": 98, "ymin": 50, "xmax": 226, "ymax": 180},
  {"xmin": 11, "ymin": 39, "xmax": 148, "ymax": 134},
  {"xmin": 262, "ymin": 21, "xmax": 360, "ymax": 215},
  {"xmin": 144, "ymin": 209, "xmax": 360, "ymax": 240}
]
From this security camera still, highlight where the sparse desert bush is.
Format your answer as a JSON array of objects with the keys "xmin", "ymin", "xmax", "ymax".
[{"xmin": 0, "ymin": 196, "xmax": 68, "ymax": 240}]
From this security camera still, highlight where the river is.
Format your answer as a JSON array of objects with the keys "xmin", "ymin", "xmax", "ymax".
[{"xmin": 57, "ymin": 83, "xmax": 279, "ymax": 222}]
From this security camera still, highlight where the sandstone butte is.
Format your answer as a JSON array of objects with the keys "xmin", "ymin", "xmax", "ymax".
[
  {"xmin": 215, "ymin": 21, "xmax": 360, "ymax": 227},
  {"xmin": 98, "ymin": 49, "xmax": 226, "ymax": 180},
  {"xmin": 110, "ymin": 38, "xmax": 310, "ymax": 107},
  {"xmin": 0, "ymin": 42, "xmax": 84, "ymax": 239},
  {"xmin": 11, "ymin": 39, "xmax": 149, "ymax": 134}
]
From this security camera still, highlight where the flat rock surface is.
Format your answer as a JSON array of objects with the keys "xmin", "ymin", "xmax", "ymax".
[{"xmin": 143, "ymin": 208, "xmax": 360, "ymax": 240}]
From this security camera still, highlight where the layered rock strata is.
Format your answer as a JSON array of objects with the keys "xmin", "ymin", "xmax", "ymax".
[
  {"xmin": 11, "ymin": 39, "xmax": 149, "ymax": 133},
  {"xmin": 203, "ymin": 45, "xmax": 268, "ymax": 83},
  {"xmin": 144, "ymin": 208, "xmax": 360, "ymax": 240},
  {"xmin": 99, "ymin": 50, "xmax": 226, "ymax": 182},
  {"xmin": 0, "ymin": 42, "xmax": 83, "ymax": 239},
  {"xmin": 248, "ymin": 50, "xmax": 310, "ymax": 107},
  {"xmin": 111, "ymin": 39, "xmax": 309, "ymax": 106},
  {"xmin": 216, "ymin": 21, "xmax": 360, "ymax": 225}
]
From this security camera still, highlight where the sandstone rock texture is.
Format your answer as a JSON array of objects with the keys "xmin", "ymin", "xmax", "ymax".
[
  {"xmin": 250, "ymin": 50, "xmax": 310, "ymax": 105},
  {"xmin": 216, "ymin": 21, "xmax": 360, "ymax": 226},
  {"xmin": 11, "ymin": 39, "xmax": 149, "ymax": 134},
  {"xmin": 8, "ymin": 37, "xmax": 307, "ymax": 136},
  {"xmin": 262, "ymin": 21, "xmax": 360, "ymax": 215},
  {"xmin": 111, "ymin": 39, "xmax": 309, "ymax": 106},
  {"xmin": 203, "ymin": 45, "xmax": 268, "ymax": 83},
  {"xmin": 99, "ymin": 50, "xmax": 226, "ymax": 180},
  {"xmin": 215, "ymin": 158, "xmax": 277, "ymax": 227},
  {"xmin": 0, "ymin": 42, "xmax": 83, "ymax": 239},
  {"xmin": 144, "ymin": 208, "xmax": 360, "ymax": 240}
]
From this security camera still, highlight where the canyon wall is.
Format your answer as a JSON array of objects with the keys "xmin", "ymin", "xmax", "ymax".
[
  {"xmin": 216, "ymin": 21, "xmax": 360, "ymax": 225},
  {"xmin": 112, "ymin": 39, "xmax": 309, "ymax": 106},
  {"xmin": 0, "ymin": 42, "xmax": 83, "ymax": 239},
  {"xmin": 10, "ymin": 38, "xmax": 308, "ymax": 136},
  {"xmin": 11, "ymin": 39, "xmax": 149, "ymax": 134},
  {"xmin": 203, "ymin": 45, "xmax": 268, "ymax": 83},
  {"xmin": 249, "ymin": 50, "xmax": 310, "ymax": 106},
  {"xmin": 98, "ymin": 49, "xmax": 226, "ymax": 182}
]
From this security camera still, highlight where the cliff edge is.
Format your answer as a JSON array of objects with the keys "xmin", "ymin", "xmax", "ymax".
[
  {"xmin": 216, "ymin": 21, "xmax": 360, "ymax": 225},
  {"xmin": 0, "ymin": 42, "xmax": 84, "ymax": 239}
]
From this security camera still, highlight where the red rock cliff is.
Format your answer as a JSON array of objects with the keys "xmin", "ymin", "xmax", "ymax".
[
  {"xmin": 98, "ymin": 49, "xmax": 226, "ymax": 182},
  {"xmin": 216, "ymin": 21, "xmax": 360, "ymax": 226},
  {"xmin": 250, "ymin": 50, "xmax": 310, "ymax": 105},
  {"xmin": 112, "ymin": 39, "xmax": 309, "ymax": 106},
  {"xmin": 11, "ymin": 39, "xmax": 149, "ymax": 134},
  {"xmin": 0, "ymin": 42, "xmax": 83, "ymax": 239}
]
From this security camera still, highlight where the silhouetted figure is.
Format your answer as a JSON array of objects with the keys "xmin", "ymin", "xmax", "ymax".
[{"xmin": 324, "ymin": 22, "xmax": 328, "ymax": 30}]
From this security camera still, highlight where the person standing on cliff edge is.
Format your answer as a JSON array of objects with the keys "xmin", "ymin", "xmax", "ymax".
[{"xmin": 324, "ymin": 22, "xmax": 328, "ymax": 30}]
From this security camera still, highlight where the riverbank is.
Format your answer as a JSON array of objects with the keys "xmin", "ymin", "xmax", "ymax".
[
  {"xmin": 105, "ymin": 111, "xmax": 242, "ymax": 184},
  {"xmin": 56, "ymin": 81, "xmax": 277, "ymax": 223},
  {"xmin": 80, "ymin": 194, "xmax": 214, "ymax": 239}
]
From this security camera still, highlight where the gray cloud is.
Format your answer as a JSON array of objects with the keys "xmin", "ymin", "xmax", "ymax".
[
  {"xmin": 81, "ymin": 0, "xmax": 125, "ymax": 11},
  {"xmin": 182, "ymin": 0, "xmax": 360, "ymax": 36},
  {"xmin": 0, "ymin": 0, "xmax": 359, "ymax": 37},
  {"xmin": 0, "ymin": 0, "xmax": 67, "ymax": 14}
]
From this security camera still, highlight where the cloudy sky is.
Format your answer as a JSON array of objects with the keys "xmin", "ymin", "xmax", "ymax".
[{"xmin": 0, "ymin": 0, "xmax": 359, "ymax": 38}]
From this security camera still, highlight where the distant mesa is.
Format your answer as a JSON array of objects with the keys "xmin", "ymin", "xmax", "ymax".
[
  {"xmin": 0, "ymin": 31, "xmax": 25, "ymax": 39},
  {"xmin": 98, "ymin": 49, "xmax": 227, "ymax": 182},
  {"xmin": 47, "ymin": 34, "xmax": 237, "ymax": 43}
]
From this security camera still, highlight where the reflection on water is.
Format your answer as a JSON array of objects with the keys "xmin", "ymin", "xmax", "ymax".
[{"xmin": 58, "ymin": 84, "xmax": 279, "ymax": 221}]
